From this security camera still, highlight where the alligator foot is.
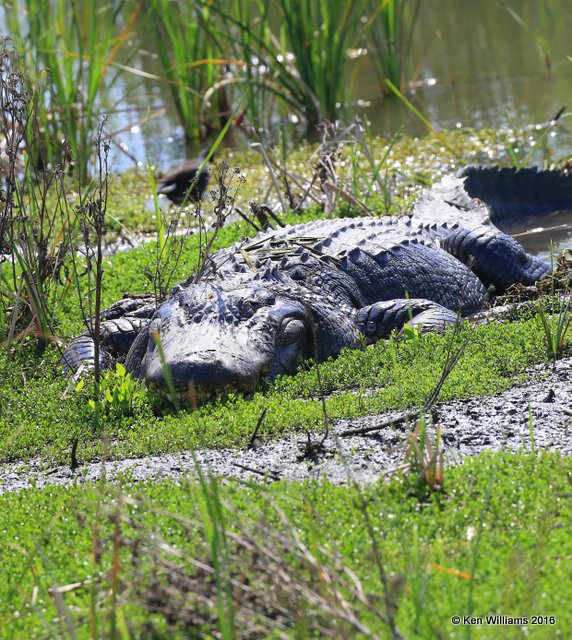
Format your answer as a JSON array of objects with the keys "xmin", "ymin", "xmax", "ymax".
[
  {"xmin": 356, "ymin": 299, "xmax": 459, "ymax": 343},
  {"xmin": 60, "ymin": 297, "xmax": 156, "ymax": 373}
]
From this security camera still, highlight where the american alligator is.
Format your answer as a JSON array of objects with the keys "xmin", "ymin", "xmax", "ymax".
[{"xmin": 62, "ymin": 166, "xmax": 572, "ymax": 400}]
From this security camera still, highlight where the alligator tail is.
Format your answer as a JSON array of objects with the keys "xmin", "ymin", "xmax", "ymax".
[{"xmin": 459, "ymin": 165, "xmax": 572, "ymax": 221}]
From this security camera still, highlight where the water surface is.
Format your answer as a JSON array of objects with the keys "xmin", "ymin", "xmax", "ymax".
[
  {"xmin": 1, "ymin": 0, "xmax": 570, "ymax": 254},
  {"xmin": 500, "ymin": 209, "xmax": 572, "ymax": 261}
]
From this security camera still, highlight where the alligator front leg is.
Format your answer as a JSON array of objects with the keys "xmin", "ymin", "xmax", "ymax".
[
  {"xmin": 356, "ymin": 299, "xmax": 459, "ymax": 344},
  {"xmin": 60, "ymin": 297, "xmax": 156, "ymax": 374},
  {"xmin": 60, "ymin": 316, "xmax": 151, "ymax": 373}
]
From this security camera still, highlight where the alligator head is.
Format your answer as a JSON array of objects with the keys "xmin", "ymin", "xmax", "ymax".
[{"xmin": 126, "ymin": 277, "xmax": 358, "ymax": 402}]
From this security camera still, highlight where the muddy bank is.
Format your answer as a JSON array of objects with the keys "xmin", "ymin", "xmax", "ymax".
[{"xmin": 1, "ymin": 357, "xmax": 571, "ymax": 494}]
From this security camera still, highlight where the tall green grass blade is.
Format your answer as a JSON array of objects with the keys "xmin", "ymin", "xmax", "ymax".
[
  {"xmin": 192, "ymin": 459, "xmax": 237, "ymax": 639},
  {"xmin": 6, "ymin": 0, "xmax": 142, "ymax": 181},
  {"xmin": 385, "ymin": 78, "xmax": 435, "ymax": 133},
  {"xmin": 362, "ymin": 0, "xmax": 421, "ymax": 93},
  {"xmin": 152, "ymin": 332, "xmax": 179, "ymax": 411},
  {"xmin": 148, "ymin": 0, "xmax": 222, "ymax": 140}
]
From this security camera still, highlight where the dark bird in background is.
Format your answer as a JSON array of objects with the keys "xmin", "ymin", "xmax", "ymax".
[{"xmin": 156, "ymin": 148, "xmax": 212, "ymax": 205}]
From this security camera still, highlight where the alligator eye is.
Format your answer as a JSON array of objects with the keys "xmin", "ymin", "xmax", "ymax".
[
  {"xmin": 240, "ymin": 299, "xmax": 269, "ymax": 317},
  {"xmin": 276, "ymin": 318, "xmax": 306, "ymax": 346}
]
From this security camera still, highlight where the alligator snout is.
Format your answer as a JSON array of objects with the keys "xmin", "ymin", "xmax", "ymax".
[{"xmin": 145, "ymin": 347, "xmax": 266, "ymax": 400}]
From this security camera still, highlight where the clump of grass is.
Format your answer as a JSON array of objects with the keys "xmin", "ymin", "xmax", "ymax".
[
  {"xmin": 361, "ymin": 0, "xmax": 422, "ymax": 94},
  {"xmin": 535, "ymin": 246, "xmax": 572, "ymax": 362},
  {"xmin": 210, "ymin": 0, "xmax": 370, "ymax": 133},
  {"xmin": 536, "ymin": 295, "xmax": 572, "ymax": 362},
  {"xmin": 147, "ymin": 0, "xmax": 225, "ymax": 141},
  {"xmin": 251, "ymin": 119, "xmax": 405, "ymax": 218},
  {"xmin": 0, "ymin": 42, "xmax": 79, "ymax": 348},
  {"xmin": 272, "ymin": 0, "xmax": 368, "ymax": 127},
  {"xmin": 1, "ymin": 451, "xmax": 571, "ymax": 637},
  {"xmin": 6, "ymin": 2, "xmax": 143, "ymax": 181},
  {"xmin": 404, "ymin": 418, "xmax": 444, "ymax": 501},
  {"xmin": 209, "ymin": 0, "xmax": 423, "ymax": 133},
  {"xmin": 0, "ymin": 42, "xmax": 134, "ymax": 437}
]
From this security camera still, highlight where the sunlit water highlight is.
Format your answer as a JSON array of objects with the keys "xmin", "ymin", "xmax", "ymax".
[{"xmin": 0, "ymin": 0, "xmax": 570, "ymax": 255}]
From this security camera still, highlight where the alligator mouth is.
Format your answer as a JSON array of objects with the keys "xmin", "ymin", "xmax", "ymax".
[{"xmin": 148, "ymin": 379, "xmax": 257, "ymax": 406}]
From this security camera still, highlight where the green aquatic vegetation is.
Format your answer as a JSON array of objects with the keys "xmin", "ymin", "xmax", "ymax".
[
  {"xmin": 0, "ymin": 451, "xmax": 570, "ymax": 637},
  {"xmin": 272, "ymin": 0, "xmax": 368, "ymax": 126},
  {"xmin": 147, "ymin": 0, "xmax": 222, "ymax": 140},
  {"xmin": 4, "ymin": 1, "xmax": 144, "ymax": 182},
  {"xmin": 0, "ymin": 313, "xmax": 560, "ymax": 467},
  {"xmin": 209, "ymin": 0, "xmax": 369, "ymax": 131},
  {"xmin": 362, "ymin": 0, "xmax": 422, "ymax": 94}
]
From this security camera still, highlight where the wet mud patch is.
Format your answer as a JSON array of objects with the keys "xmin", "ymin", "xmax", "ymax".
[{"xmin": 1, "ymin": 357, "xmax": 571, "ymax": 494}]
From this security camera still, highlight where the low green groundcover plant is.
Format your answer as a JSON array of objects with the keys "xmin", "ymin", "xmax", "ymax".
[
  {"xmin": 0, "ymin": 312, "xmax": 556, "ymax": 467},
  {"xmin": 0, "ymin": 450, "xmax": 569, "ymax": 638}
]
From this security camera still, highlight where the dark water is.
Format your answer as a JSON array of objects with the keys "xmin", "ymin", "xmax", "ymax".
[{"xmin": 500, "ymin": 209, "xmax": 572, "ymax": 261}]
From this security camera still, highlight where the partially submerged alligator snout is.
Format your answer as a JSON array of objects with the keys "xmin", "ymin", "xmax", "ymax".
[{"xmin": 62, "ymin": 166, "xmax": 572, "ymax": 401}]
